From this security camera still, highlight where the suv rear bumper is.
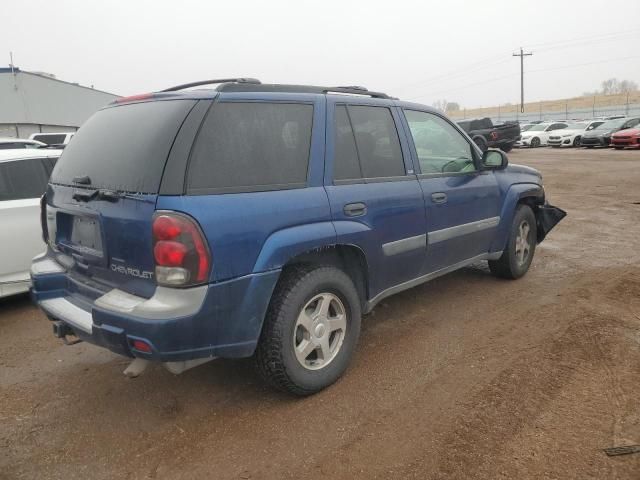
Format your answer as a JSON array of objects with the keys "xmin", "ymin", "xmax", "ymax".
[{"xmin": 31, "ymin": 254, "xmax": 280, "ymax": 361}]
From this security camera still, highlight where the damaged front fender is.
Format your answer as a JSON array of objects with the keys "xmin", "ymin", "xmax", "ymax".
[{"xmin": 536, "ymin": 204, "xmax": 567, "ymax": 242}]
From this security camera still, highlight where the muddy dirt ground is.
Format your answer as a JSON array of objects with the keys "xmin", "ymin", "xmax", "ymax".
[{"xmin": 2, "ymin": 147, "xmax": 640, "ymax": 480}]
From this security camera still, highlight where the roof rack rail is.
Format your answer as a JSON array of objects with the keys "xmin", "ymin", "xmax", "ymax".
[
  {"xmin": 161, "ymin": 78, "xmax": 261, "ymax": 92},
  {"xmin": 323, "ymin": 86, "xmax": 392, "ymax": 99}
]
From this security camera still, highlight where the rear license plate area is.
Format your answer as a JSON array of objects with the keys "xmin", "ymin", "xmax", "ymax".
[{"xmin": 69, "ymin": 215, "xmax": 103, "ymax": 256}]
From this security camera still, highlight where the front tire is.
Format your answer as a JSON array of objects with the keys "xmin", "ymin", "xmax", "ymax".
[
  {"xmin": 255, "ymin": 265, "xmax": 361, "ymax": 396},
  {"xmin": 530, "ymin": 137, "xmax": 541, "ymax": 148},
  {"xmin": 573, "ymin": 136, "xmax": 581, "ymax": 147},
  {"xmin": 489, "ymin": 205, "xmax": 537, "ymax": 280}
]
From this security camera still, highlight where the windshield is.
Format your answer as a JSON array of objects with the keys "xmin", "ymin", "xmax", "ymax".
[
  {"xmin": 527, "ymin": 124, "xmax": 549, "ymax": 132},
  {"xmin": 521, "ymin": 124, "xmax": 533, "ymax": 131},
  {"xmin": 51, "ymin": 100, "xmax": 195, "ymax": 193},
  {"xmin": 596, "ymin": 118, "xmax": 626, "ymax": 130}
]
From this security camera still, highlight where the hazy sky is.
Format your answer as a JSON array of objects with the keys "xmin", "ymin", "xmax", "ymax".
[{"xmin": 3, "ymin": 0, "xmax": 639, "ymax": 108}]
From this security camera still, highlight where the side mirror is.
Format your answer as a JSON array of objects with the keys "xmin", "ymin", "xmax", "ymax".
[{"xmin": 482, "ymin": 149, "xmax": 508, "ymax": 170}]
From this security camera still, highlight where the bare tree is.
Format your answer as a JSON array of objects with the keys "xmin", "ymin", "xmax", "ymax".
[
  {"xmin": 446, "ymin": 102, "xmax": 460, "ymax": 112},
  {"xmin": 600, "ymin": 78, "xmax": 638, "ymax": 95},
  {"xmin": 432, "ymin": 99, "xmax": 448, "ymax": 112},
  {"xmin": 619, "ymin": 80, "xmax": 638, "ymax": 94},
  {"xmin": 432, "ymin": 99, "xmax": 460, "ymax": 112}
]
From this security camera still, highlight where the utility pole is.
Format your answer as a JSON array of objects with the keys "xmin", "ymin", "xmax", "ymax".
[{"xmin": 513, "ymin": 47, "xmax": 532, "ymax": 113}]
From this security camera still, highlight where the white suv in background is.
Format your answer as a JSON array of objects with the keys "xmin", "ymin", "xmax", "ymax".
[
  {"xmin": 517, "ymin": 122, "xmax": 568, "ymax": 147},
  {"xmin": 0, "ymin": 149, "xmax": 62, "ymax": 297},
  {"xmin": 29, "ymin": 132, "xmax": 75, "ymax": 146},
  {"xmin": 547, "ymin": 120, "xmax": 605, "ymax": 148}
]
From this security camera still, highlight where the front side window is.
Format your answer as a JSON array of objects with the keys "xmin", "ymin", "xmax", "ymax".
[
  {"xmin": 187, "ymin": 102, "xmax": 313, "ymax": 193},
  {"xmin": 404, "ymin": 110, "xmax": 476, "ymax": 174},
  {"xmin": 0, "ymin": 158, "xmax": 50, "ymax": 201}
]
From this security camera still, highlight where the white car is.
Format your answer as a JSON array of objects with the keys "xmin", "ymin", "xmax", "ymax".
[
  {"xmin": 547, "ymin": 120, "xmax": 605, "ymax": 148},
  {"xmin": 0, "ymin": 137, "xmax": 46, "ymax": 150},
  {"xmin": 0, "ymin": 149, "xmax": 62, "ymax": 297},
  {"xmin": 29, "ymin": 132, "xmax": 75, "ymax": 146},
  {"xmin": 517, "ymin": 122, "xmax": 569, "ymax": 147}
]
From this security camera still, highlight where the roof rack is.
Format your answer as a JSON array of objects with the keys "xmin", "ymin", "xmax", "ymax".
[
  {"xmin": 323, "ymin": 86, "xmax": 392, "ymax": 99},
  {"xmin": 161, "ymin": 78, "xmax": 261, "ymax": 92}
]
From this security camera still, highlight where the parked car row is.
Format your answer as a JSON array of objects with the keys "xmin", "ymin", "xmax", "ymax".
[{"xmin": 514, "ymin": 117, "xmax": 640, "ymax": 149}]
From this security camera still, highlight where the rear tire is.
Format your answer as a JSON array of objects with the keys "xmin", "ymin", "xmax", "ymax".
[
  {"xmin": 255, "ymin": 265, "xmax": 361, "ymax": 396},
  {"xmin": 489, "ymin": 205, "xmax": 537, "ymax": 280}
]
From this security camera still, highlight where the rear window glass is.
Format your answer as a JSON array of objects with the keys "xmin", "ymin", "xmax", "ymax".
[
  {"xmin": 0, "ymin": 158, "xmax": 50, "ymax": 201},
  {"xmin": 33, "ymin": 134, "xmax": 66, "ymax": 145},
  {"xmin": 187, "ymin": 102, "xmax": 313, "ymax": 193},
  {"xmin": 51, "ymin": 100, "xmax": 195, "ymax": 193}
]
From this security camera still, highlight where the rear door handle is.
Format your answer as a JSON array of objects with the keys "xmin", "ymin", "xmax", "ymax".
[
  {"xmin": 431, "ymin": 192, "xmax": 447, "ymax": 204},
  {"xmin": 343, "ymin": 202, "xmax": 367, "ymax": 217}
]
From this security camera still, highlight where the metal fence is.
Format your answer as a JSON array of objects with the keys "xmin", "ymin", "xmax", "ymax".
[{"xmin": 449, "ymin": 102, "xmax": 640, "ymax": 123}]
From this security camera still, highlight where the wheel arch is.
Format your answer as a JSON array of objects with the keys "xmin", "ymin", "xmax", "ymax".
[
  {"xmin": 490, "ymin": 183, "xmax": 544, "ymax": 253},
  {"xmin": 278, "ymin": 244, "xmax": 370, "ymax": 311}
]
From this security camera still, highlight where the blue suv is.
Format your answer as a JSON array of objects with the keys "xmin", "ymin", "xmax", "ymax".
[{"xmin": 31, "ymin": 78, "xmax": 565, "ymax": 395}]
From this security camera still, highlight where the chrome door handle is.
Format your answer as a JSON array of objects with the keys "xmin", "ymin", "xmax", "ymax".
[
  {"xmin": 343, "ymin": 202, "xmax": 367, "ymax": 217},
  {"xmin": 431, "ymin": 192, "xmax": 447, "ymax": 204}
]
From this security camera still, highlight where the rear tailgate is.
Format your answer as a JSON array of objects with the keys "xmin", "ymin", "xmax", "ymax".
[{"xmin": 46, "ymin": 99, "xmax": 198, "ymax": 300}]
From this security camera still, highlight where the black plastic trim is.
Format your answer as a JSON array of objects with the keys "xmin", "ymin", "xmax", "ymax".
[{"xmin": 159, "ymin": 100, "xmax": 213, "ymax": 196}]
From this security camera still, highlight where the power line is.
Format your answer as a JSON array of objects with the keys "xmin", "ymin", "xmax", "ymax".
[
  {"xmin": 392, "ymin": 29, "xmax": 640, "ymax": 96},
  {"xmin": 523, "ymin": 28, "xmax": 640, "ymax": 50},
  {"xmin": 391, "ymin": 54, "xmax": 512, "ymax": 92},
  {"xmin": 406, "ymin": 54, "xmax": 640, "ymax": 102}
]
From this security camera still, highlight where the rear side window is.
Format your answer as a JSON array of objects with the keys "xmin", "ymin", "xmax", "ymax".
[
  {"xmin": 348, "ymin": 106, "xmax": 405, "ymax": 178},
  {"xmin": 333, "ymin": 105, "xmax": 405, "ymax": 181},
  {"xmin": 0, "ymin": 158, "xmax": 50, "ymax": 201},
  {"xmin": 334, "ymin": 106, "xmax": 362, "ymax": 180},
  {"xmin": 51, "ymin": 100, "xmax": 196, "ymax": 193},
  {"xmin": 187, "ymin": 102, "xmax": 313, "ymax": 193},
  {"xmin": 0, "ymin": 143, "xmax": 27, "ymax": 150},
  {"xmin": 33, "ymin": 134, "xmax": 66, "ymax": 145}
]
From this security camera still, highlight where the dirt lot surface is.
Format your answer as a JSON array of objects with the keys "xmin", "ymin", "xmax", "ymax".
[{"xmin": 2, "ymin": 147, "xmax": 640, "ymax": 479}]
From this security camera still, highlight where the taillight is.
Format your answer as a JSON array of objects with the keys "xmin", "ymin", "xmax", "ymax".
[
  {"xmin": 152, "ymin": 212, "xmax": 211, "ymax": 287},
  {"xmin": 490, "ymin": 131, "xmax": 499, "ymax": 140}
]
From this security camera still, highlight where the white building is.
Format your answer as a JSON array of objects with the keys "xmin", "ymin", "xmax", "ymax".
[{"xmin": 0, "ymin": 67, "xmax": 119, "ymax": 138}]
